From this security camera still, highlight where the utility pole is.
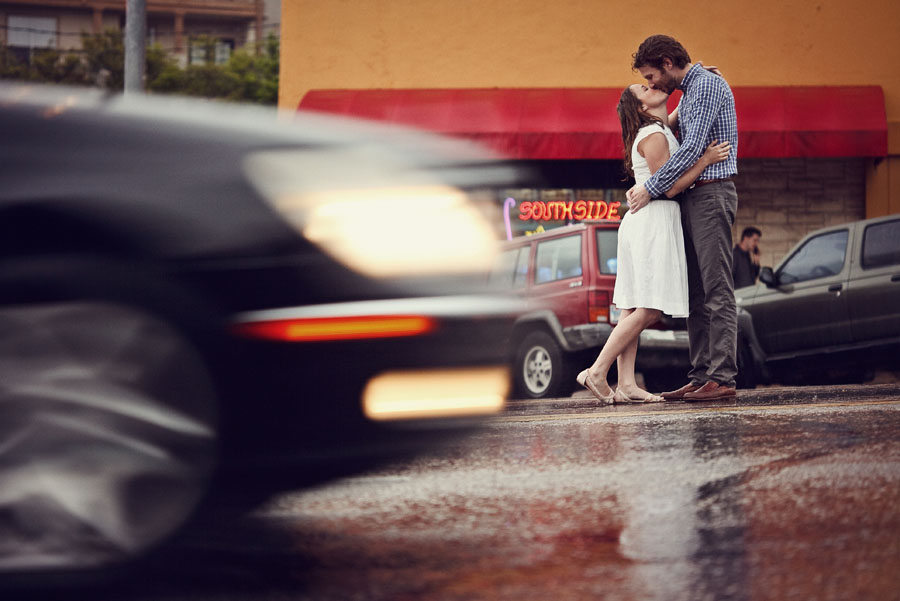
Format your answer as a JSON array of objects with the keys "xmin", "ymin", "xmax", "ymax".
[{"xmin": 124, "ymin": 0, "xmax": 146, "ymax": 93}]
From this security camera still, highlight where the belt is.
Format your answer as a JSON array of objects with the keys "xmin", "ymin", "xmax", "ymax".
[{"xmin": 690, "ymin": 177, "xmax": 732, "ymax": 189}]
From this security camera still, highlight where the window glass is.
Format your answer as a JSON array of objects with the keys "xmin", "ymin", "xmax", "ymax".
[
  {"xmin": 513, "ymin": 246, "xmax": 530, "ymax": 288},
  {"xmin": 189, "ymin": 42, "xmax": 207, "ymax": 65},
  {"xmin": 535, "ymin": 235, "xmax": 582, "ymax": 284},
  {"xmin": 215, "ymin": 41, "xmax": 234, "ymax": 65},
  {"xmin": 862, "ymin": 219, "xmax": 900, "ymax": 268},
  {"xmin": 779, "ymin": 230, "xmax": 848, "ymax": 284},
  {"xmin": 190, "ymin": 40, "xmax": 234, "ymax": 65},
  {"xmin": 595, "ymin": 229, "xmax": 619, "ymax": 274},
  {"xmin": 8, "ymin": 16, "xmax": 56, "ymax": 48},
  {"xmin": 490, "ymin": 247, "xmax": 530, "ymax": 289},
  {"xmin": 489, "ymin": 249, "xmax": 519, "ymax": 288}
]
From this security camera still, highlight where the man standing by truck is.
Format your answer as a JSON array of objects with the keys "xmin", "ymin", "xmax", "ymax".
[{"xmin": 733, "ymin": 226, "xmax": 762, "ymax": 289}]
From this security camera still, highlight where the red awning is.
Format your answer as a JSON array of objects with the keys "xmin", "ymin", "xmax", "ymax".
[
  {"xmin": 734, "ymin": 87, "xmax": 886, "ymax": 158},
  {"xmin": 298, "ymin": 86, "xmax": 887, "ymax": 160}
]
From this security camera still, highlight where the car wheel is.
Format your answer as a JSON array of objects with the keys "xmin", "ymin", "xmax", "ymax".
[
  {"xmin": 735, "ymin": 342, "xmax": 758, "ymax": 389},
  {"xmin": 514, "ymin": 331, "xmax": 568, "ymax": 399},
  {"xmin": 0, "ymin": 300, "xmax": 218, "ymax": 574}
]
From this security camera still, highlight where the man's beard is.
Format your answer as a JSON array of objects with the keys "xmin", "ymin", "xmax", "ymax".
[{"xmin": 658, "ymin": 71, "xmax": 679, "ymax": 94}]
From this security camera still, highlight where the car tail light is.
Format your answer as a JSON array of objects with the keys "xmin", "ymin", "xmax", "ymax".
[
  {"xmin": 231, "ymin": 315, "xmax": 437, "ymax": 342},
  {"xmin": 588, "ymin": 290, "xmax": 610, "ymax": 323}
]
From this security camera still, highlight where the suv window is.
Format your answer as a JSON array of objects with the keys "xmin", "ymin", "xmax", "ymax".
[
  {"xmin": 535, "ymin": 234, "xmax": 582, "ymax": 284},
  {"xmin": 595, "ymin": 229, "xmax": 618, "ymax": 274},
  {"xmin": 514, "ymin": 246, "xmax": 530, "ymax": 287},
  {"xmin": 862, "ymin": 219, "xmax": 900, "ymax": 268},
  {"xmin": 779, "ymin": 229, "xmax": 848, "ymax": 284},
  {"xmin": 490, "ymin": 246, "xmax": 530, "ymax": 289}
]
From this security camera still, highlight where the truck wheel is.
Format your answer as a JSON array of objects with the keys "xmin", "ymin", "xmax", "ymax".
[{"xmin": 514, "ymin": 331, "xmax": 568, "ymax": 399}]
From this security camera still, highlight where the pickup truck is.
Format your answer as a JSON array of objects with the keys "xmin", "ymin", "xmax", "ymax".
[{"xmin": 735, "ymin": 215, "xmax": 900, "ymax": 387}]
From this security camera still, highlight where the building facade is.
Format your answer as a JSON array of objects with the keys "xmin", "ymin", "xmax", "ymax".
[
  {"xmin": 0, "ymin": 0, "xmax": 265, "ymax": 65},
  {"xmin": 278, "ymin": 0, "xmax": 900, "ymax": 269}
]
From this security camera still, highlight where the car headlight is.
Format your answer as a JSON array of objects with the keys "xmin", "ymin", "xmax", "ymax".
[
  {"xmin": 244, "ymin": 149, "xmax": 498, "ymax": 278},
  {"xmin": 296, "ymin": 184, "xmax": 496, "ymax": 278}
]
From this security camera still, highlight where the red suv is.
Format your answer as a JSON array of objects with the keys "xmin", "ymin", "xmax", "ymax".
[{"xmin": 490, "ymin": 221, "xmax": 690, "ymax": 398}]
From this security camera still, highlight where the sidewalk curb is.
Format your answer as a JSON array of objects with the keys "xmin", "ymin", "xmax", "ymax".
[
  {"xmin": 730, "ymin": 382, "xmax": 900, "ymax": 405},
  {"xmin": 506, "ymin": 383, "xmax": 900, "ymax": 413}
]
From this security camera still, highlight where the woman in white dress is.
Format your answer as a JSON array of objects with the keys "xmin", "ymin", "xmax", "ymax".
[{"xmin": 576, "ymin": 83, "xmax": 731, "ymax": 403}]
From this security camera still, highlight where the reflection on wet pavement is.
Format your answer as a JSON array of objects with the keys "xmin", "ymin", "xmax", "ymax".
[{"xmin": 246, "ymin": 401, "xmax": 900, "ymax": 601}]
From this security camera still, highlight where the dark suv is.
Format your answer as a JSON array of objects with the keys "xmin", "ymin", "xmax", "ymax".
[
  {"xmin": 736, "ymin": 215, "xmax": 900, "ymax": 387},
  {"xmin": 490, "ymin": 221, "xmax": 690, "ymax": 398}
]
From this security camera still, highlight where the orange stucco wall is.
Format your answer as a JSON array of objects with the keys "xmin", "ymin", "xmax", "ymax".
[
  {"xmin": 280, "ymin": 0, "xmax": 900, "ymax": 122},
  {"xmin": 280, "ymin": 0, "xmax": 900, "ymax": 215}
]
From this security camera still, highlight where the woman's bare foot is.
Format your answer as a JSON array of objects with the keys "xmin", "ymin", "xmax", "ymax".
[
  {"xmin": 576, "ymin": 369, "xmax": 615, "ymax": 403},
  {"xmin": 614, "ymin": 385, "xmax": 664, "ymax": 403}
]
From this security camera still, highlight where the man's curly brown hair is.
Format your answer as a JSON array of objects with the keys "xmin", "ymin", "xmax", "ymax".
[{"xmin": 632, "ymin": 35, "xmax": 691, "ymax": 71}]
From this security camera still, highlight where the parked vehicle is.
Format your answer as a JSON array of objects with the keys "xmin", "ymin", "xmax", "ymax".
[
  {"xmin": 735, "ymin": 215, "xmax": 900, "ymax": 388},
  {"xmin": 0, "ymin": 83, "xmax": 524, "ymax": 578},
  {"xmin": 489, "ymin": 221, "xmax": 690, "ymax": 399}
]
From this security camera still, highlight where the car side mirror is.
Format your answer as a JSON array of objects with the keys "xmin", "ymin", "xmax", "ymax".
[{"xmin": 759, "ymin": 266, "xmax": 777, "ymax": 288}]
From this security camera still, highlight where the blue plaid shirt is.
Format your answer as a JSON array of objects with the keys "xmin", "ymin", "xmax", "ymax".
[{"xmin": 644, "ymin": 63, "xmax": 738, "ymax": 198}]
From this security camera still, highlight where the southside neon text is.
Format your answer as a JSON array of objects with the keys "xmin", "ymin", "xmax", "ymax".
[{"xmin": 518, "ymin": 200, "xmax": 621, "ymax": 222}]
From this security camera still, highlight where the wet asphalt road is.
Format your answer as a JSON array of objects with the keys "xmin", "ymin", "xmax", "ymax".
[{"xmin": 91, "ymin": 384, "xmax": 900, "ymax": 601}]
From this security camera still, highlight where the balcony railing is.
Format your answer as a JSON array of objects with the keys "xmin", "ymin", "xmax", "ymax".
[{"xmin": 3, "ymin": 0, "xmax": 260, "ymax": 18}]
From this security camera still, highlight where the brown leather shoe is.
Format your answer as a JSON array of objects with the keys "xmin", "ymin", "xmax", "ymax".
[
  {"xmin": 682, "ymin": 381, "xmax": 736, "ymax": 401},
  {"xmin": 660, "ymin": 382, "xmax": 701, "ymax": 400}
]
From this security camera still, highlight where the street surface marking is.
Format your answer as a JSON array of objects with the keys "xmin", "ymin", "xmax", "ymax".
[{"xmin": 496, "ymin": 399, "xmax": 900, "ymax": 423}]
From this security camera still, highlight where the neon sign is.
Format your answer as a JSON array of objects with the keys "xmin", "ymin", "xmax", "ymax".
[
  {"xmin": 520, "ymin": 200, "xmax": 621, "ymax": 222},
  {"xmin": 504, "ymin": 197, "xmax": 622, "ymax": 240},
  {"xmin": 503, "ymin": 197, "xmax": 517, "ymax": 241}
]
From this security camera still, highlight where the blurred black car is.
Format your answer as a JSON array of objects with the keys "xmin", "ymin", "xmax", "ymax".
[
  {"xmin": 735, "ymin": 215, "xmax": 900, "ymax": 388},
  {"xmin": 0, "ymin": 83, "xmax": 523, "ymax": 576}
]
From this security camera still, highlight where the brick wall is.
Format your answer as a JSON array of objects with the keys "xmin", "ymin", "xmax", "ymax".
[{"xmin": 732, "ymin": 158, "xmax": 866, "ymax": 270}]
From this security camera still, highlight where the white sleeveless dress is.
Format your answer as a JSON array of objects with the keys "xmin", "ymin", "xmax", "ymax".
[{"xmin": 613, "ymin": 123, "xmax": 689, "ymax": 318}]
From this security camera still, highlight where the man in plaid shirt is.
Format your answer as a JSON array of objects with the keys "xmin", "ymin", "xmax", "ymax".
[{"xmin": 626, "ymin": 34, "xmax": 739, "ymax": 401}]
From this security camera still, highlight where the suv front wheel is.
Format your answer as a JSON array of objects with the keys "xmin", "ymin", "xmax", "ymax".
[{"xmin": 514, "ymin": 330, "xmax": 571, "ymax": 399}]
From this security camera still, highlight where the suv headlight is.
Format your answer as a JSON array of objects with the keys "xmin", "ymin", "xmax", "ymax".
[{"xmin": 244, "ymin": 149, "xmax": 498, "ymax": 278}]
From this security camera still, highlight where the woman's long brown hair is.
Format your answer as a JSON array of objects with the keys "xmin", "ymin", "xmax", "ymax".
[{"xmin": 616, "ymin": 87, "xmax": 664, "ymax": 178}]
